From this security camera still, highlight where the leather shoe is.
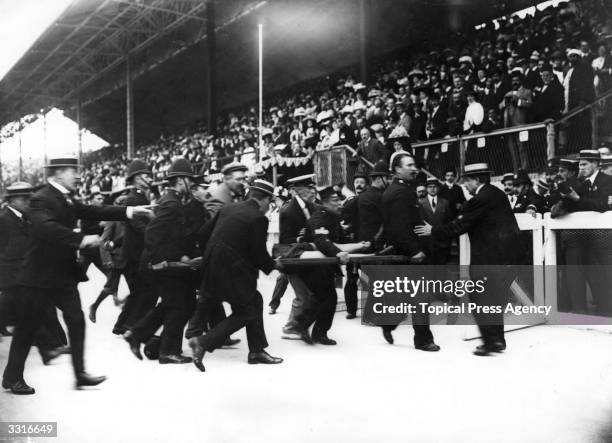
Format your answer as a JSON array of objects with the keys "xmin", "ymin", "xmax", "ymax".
[
  {"xmin": 269, "ymin": 307, "xmax": 277, "ymax": 315},
  {"xmin": 248, "ymin": 350, "xmax": 283, "ymax": 365},
  {"xmin": 346, "ymin": 313, "xmax": 357, "ymax": 319},
  {"xmin": 312, "ymin": 335, "xmax": 337, "ymax": 345},
  {"xmin": 474, "ymin": 342, "xmax": 505, "ymax": 356},
  {"xmin": 40, "ymin": 347, "xmax": 63, "ymax": 365},
  {"xmin": 382, "ymin": 328, "xmax": 394, "ymax": 344},
  {"xmin": 223, "ymin": 337, "xmax": 241, "ymax": 347},
  {"xmin": 0, "ymin": 326, "xmax": 12, "ymax": 336},
  {"xmin": 2, "ymin": 379, "xmax": 35, "ymax": 395},
  {"xmin": 159, "ymin": 354, "xmax": 193, "ymax": 364},
  {"xmin": 415, "ymin": 343, "xmax": 441, "ymax": 352},
  {"xmin": 124, "ymin": 334, "xmax": 143, "ymax": 360},
  {"xmin": 112, "ymin": 326, "xmax": 127, "ymax": 335},
  {"xmin": 88, "ymin": 305, "xmax": 98, "ymax": 323},
  {"xmin": 282, "ymin": 327, "xmax": 313, "ymax": 344},
  {"xmin": 188, "ymin": 337, "xmax": 206, "ymax": 372},
  {"xmin": 75, "ymin": 373, "xmax": 107, "ymax": 389}
]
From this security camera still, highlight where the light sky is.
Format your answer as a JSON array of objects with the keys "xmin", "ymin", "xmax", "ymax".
[{"xmin": 0, "ymin": 0, "xmax": 108, "ymax": 166}]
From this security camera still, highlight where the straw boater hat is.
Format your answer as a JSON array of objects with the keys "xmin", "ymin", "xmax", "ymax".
[
  {"xmin": 576, "ymin": 149, "xmax": 601, "ymax": 161},
  {"xmin": 462, "ymin": 163, "xmax": 492, "ymax": 176},
  {"xmin": 45, "ymin": 155, "xmax": 81, "ymax": 169}
]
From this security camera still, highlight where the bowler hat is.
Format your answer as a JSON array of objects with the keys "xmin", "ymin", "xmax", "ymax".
[{"xmin": 513, "ymin": 170, "xmax": 532, "ymax": 185}]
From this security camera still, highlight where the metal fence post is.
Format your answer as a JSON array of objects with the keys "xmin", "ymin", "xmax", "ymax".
[
  {"xmin": 546, "ymin": 121, "xmax": 556, "ymax": 160},
  {"xmin": 458, "ymin": 136, "xmax": 466, "ymax": 174}
]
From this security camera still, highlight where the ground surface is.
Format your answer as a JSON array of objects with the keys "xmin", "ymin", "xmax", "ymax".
[{"xmin": 1, "ymin": 268, "xmax": 612, "ymax": 443}]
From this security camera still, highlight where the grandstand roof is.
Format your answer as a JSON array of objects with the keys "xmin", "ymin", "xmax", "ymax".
[{"xmin": 0, "ymin": 0, "xmax": 535, "ymax": 144}]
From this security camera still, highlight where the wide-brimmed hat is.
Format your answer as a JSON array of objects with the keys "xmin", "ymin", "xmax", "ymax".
[
  {"xmin": 463, "ymin": 163, "xmax": 492, "ymax": 176},
  {"xmin": 3, "ymin": 181, "xmax": 34, "ymax": 199},
  {"xmin": 45, "ymin": 155, "xmax": 81, "ymax": 169}
]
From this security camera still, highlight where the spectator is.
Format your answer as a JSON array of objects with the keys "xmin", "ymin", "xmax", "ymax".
[
  {"xmin": 500, "ymin": 72, "xmax": 533, "ymax": 171},
  {"xmin": 533, "ymin": 63, "xmax": 565, "ymax": 121}
]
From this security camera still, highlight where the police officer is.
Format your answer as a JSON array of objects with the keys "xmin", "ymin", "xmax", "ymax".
[
  {"xmin": 297, "ymin": 186, "xmax": 370, "ymax": 344},
  {"xmin": 380, "ymin": 152, "xmax": 439, "ymax": 351},
  {"xmin": 126, "ymin": 158, "xmax": 202, "ymax": 364},
  {"xmin": 113, "ymin": 159, "xmax": 155, "ymax": 335}
]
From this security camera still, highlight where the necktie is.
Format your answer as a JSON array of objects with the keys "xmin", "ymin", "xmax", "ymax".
[
  {"xmin": 585, "ymin": 180, "xmax": 593, "ymax": 193},
  {"xmin": 432, "ymin": 198, "xmax": 436, "ymax": 209}
]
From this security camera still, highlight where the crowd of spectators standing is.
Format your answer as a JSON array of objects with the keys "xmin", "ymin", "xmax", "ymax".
[{"xmin": 56, "ymin": 0, "xmax": 612, "ymax": 196}]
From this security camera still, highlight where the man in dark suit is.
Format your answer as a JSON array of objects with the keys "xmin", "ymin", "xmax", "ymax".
[
  {"xmin": 415, "ymin": 162, "xmax": 523, "ymax": 356},
  {"xmin": 419, "ymin": 178, "xmax": 453, "ymax": 265},
  {"xmin": 438, "ymin": 169, "xmax": 466, "ymax": 218},
  {"xmin": 126, "ymin": 158, "xmax": 203, "ymax": 364},
  {"xmin": 189, "ymin": 180, "xmax": 284, "ymax": 371},
  {"xmin": 380, "ymin": 152, "xmax": 439, "ymax": 351},
  {"xmin": 533, "ymin": 63, "xmax": 564, "ymax": 122},
  {"xmin": 558, "ymin": 150, "xmax": 612, "ymax": 314},
  {"xmin": 565, "ymin": 50, "xmax": 596, "ymax": 151},
  {"xmin": 356, "ymin": 128, "xmax": 387, "ymax": 165},
  {"xmin": 276, "ymin": 175, "xmax": 318, "ymax": 340},
  {"xmin": 341, "ymin": 170, "xmax": 369, "ymax": 319},
  {"xmin": 358, "ymin": 161, "xmax": 389, "ymax": 251},
  {"xmin": 0, "ymin": 182, "xmax": 67, "ymax": 364},
  {"xmin": 113, "ymin": 159, "xmax": 154, "ymax": 335},
  {"xmin": 2, "ymin": 156, "xmax": 152, "ymax": 394}
]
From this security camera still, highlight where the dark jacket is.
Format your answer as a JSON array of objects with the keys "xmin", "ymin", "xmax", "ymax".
[
  {"xmin": 357, "ymin": 186, "xmax": 385, "ymax": 248},
  {"xmin": 533, "ymin": 79, "xmax": 564, "ymax": 121},
  {"xmin": 17, "ymin": 184, "xmax": 127, "ymax": 288},
  {"xmin": 0, "ymin": 207, "xmax": 30, "ymax": 289},
  {"xmin": 340, "ymin": 195, "xmax": 360, "ymax": 240},
  {"xmin": 357, "ymin": 138, "xmax": 388, "ymax": 164},
  {"xmin": 438, "ymin": 182, "xmax": 466, "ymax": 217},
  {"xmin": 279, "ymin": 197, "xmax": 314, "ymax": 244},
  {"xmin": 141, "ymin": 189, "xmax": 199, "ymax": 266},
  {"xmin": 122, "ymin": 188, "xmax": 150, "ymax": 263},
  {"xmin": 568, "ymin": 171, "xmax": 612, "ymax": 213},
  {"xmin": 303, "ymin": 208, "xmax": 344, "ymax": 257},
  {"xmin": 100, "ymin": 221, "xmax": 126, "ymax": 269},
  {"xmin": 567, "ymin": 62, "xmax": 596, "ymax": 109},
  {"xmin": 432, "ymin": 183, "xmax": 522, "ymax": 265},
  {"xmin": 199, "ymin": 199, "xmax": 276, "ymax": 306},
  {"xmin": 420, "ymin": 195, "xmax": 453, "ymax": 251},
  {"xmin": 382, "ymin": 178, "xmax": 426, "ymax": 257}
]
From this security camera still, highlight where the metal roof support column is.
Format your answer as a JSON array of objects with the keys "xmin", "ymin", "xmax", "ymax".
[
  {"xmin": 359, "ymin": 0, "xmax": 372, "ymax": 84},
  {"xmin": 206, "ymin": 0, "xmax": 217, "ymax": 135},
  {"xmin": 76, "ymin": 98, "xmax": 82, "ymax": 165},
  {"xmin": 126, "ymin": 55, "xmax": 135, "ymax": 160}
]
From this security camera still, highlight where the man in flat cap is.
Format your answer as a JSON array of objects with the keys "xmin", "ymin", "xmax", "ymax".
[
  {"xmin": 3, "ymin": 156, "xmax": 152, "ymax": 394},
  {"xmin": 205, "ymin": 162, "xmax": 248, "ymax": 216},
  {"xmin": 189, "ymin": 180, "xmax": 285, "ymax": 371}
]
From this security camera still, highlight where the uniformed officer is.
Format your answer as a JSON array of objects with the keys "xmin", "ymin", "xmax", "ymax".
[
  {"xmin": 380, "ymin": 152, "xmax": 439, "ymax": 351},
  {"xmin": 189, "ymin": 180, "xmax": 284, "ymax": 371},
  {"xmin": 113, "ymin": 159, "xmax": 155, "ymax": 335},
  {"xmin": 126, "ymin": 158, "xmax": 202, "ymax": 364},
  {"xmin": 415, "ymin": 162, "xmax": 524, "ymax": 356},
  {"xmin": 297, "ymin": 186, "xmax": 370, "ymax": 344},
  {"xmin": 3, "ymin": 155, "xmax": 152, "ymax": 394},
  {"xmin": 511, "ymin": 170, "xmax": 533, "ymax": 214}
]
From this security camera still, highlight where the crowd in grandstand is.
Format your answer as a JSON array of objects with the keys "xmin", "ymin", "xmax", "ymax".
[{"xmin": 71, "ymin": 0, "xmax": 612, "ymax": 197}]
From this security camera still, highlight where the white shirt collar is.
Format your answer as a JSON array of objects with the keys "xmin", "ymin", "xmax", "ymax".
[
  {"xmin": 587, "ymin": 169, "xmax": 599, "ymax": 185},
  {"xmin": 48, "ymin": 178, "xmax": 71, "ymax": 195},
  {"xmin": 428, "ymin": 195, "xmax": 437, "ymax": 204},
  {"xmin": 7, "ymin": 206, "xmax": 23, "ymax": 219}
]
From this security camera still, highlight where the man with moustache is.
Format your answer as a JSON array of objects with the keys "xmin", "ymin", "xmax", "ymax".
[
  {"xmin": 205, "ymin": 162, "xmax": 248, "ymax": 216},
  {"xmin": 415, "ymin": 163, "xmax": 523, "ymax": 356},
  {"xmin": 3, "ymin": 156, "xmax": 152, "ymax": 394},
  {"xmin": 379, "ymin": 152, "xmax": 439, "ymax": 351}
]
